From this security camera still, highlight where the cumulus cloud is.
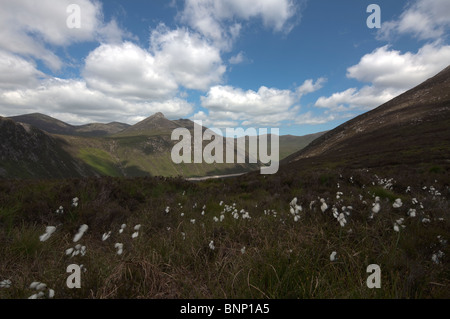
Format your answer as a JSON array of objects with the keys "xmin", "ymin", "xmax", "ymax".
[
  {"xmin": 83, "ymin": 42, "xmax": 178, "ymax": 100},
  {"xmin": 150, "ymin": 25, "xmax": 226, "ymax": 91},
  {"xmin": 297, "ymin": 77, "xmax": 327, "ymax": 96},
  {"xmin": 0, "ymin": 78, "xmax": 193, "ymax": 124},
  {"xmin": 178, "ymin": 0, "xmax": 302, "ymax": 49},
  {"xmin": 229, "ymin": 51, "xmax": 246, "ymax": 65},
  {"xmin": 195, "ymin": 77, "xmax": 327, "ymax": 128},
  {"xmin": 0, "ymin": 0, "xmax": 132, "ymax": 71},
  {"xmin": 201, "ymin": 85, "xmax": 297, "ymax": 115},
  {"xmin": 315, "ymin": 43, "xmax": 450, "ymax": 111},
  {"xmin": 378, "ymin": 0, "xmax": 450, "ymax": 40},
  {"xmin": 0, "ymin": 51, "xmax": 46, "ymax": 90}
]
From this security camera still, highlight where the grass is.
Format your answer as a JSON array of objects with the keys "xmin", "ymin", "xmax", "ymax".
[
  {"xmin": 78, "ymin": 148, "xmax": 122, "ymax": 177},
  {"xmin": 0, "ymin": 166, "xmax": 449, "ymax": 299}
]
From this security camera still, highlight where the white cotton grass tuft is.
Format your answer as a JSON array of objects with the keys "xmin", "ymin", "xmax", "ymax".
[
  {"xmin": 209, "ymin": 240, "xmax": 215, "ymax": 250},
  {"xmin": 320, "ymin": 198, "xmax": 328, "ymax": 213},
  {"xmin": 0, "ymin": 279, "xmax": 12, "ymax": 288},
  {"xmin": 372, "ymin": 203, "xmax": 381, "ymax": 214},
  {"xmin": 55, "ymin": 206, "xmax": 64, "ymax": 214},
  {"xmin": 165, "ymin": 206, "xmax": 170, "ymax": 214},
  {"xmin": 73, "ymin": 224, "xmax": 88, "ymax": 242},
  {"xmin": 66, "ymin": 245, "xmax": 86, "ymax": 257},
  {"xmin": 39, "ymin": 226, "xmax": 57, "ymax": 242},
  {"xmin": 119, "ymin": 224, "xmax": 126, "ymax": 234},
  {"xmin": 115, "ymin": 243, "xmax": 123, "ymax": 255},
  {"xmin": 102, "ymin": 231, "xmax": 112, "ymax": 241},
  {"xmin": 393, "ymin": 218, "xmax": 405, "ymax": 232},
  {"xmin": 393, "ymin": 198, "xmax": 403, "ymax": 208},
  {"xmin": 72, "ymin": 197, "xmax": 79, "ymax": 207},
  {"xmin": 432, "ymin": 250, "xmax": 444, "ymax": 264},
  {"xmin": 289, "ymin": 197, "xmax": 302, "ymax": 220},
  {"xmin": 407, "ymin": 209, "xmax": 416, "ymax": 217},
  {"xmin": 330, "ymin": 251, "xmax": 337, "ymax": 262},
  {"xmin": 241, "ymin": 246, "xmax": 246, "ymax": 254},
  {"xmin": 337, "ymin": 213, "xmax": 347, "ymax": 227},
  {"xmin": 28, "ymin": 281, "xmax": 54, "ymax": 299}
]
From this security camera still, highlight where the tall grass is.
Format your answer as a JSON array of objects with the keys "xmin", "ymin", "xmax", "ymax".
[{"xmin": 0, "ymin": 166, "xmax": 449, "ymax": 299}]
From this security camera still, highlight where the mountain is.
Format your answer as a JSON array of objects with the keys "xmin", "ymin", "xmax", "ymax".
[
  {"xmin": 115, "ymin": 112, "xmax": 179, "ymax": 136},
  {"xmin": 73, "ymin": 122, "xmax": 130, "ymax": 137},
  {"xmin": 0, "ymin": 117, "xmax": 96, "ymax": 178},
  {"xmin": 8, "ymin": 113, "xmax": 130, "ymax": 137},
  {"xmin": 1, "ymin": 110, "xmax": 324, "ymax": 179},
  {"xmin": 283, "ymin": 65, "xmax": 450, "ymax": 170},
  {"xmin": 9, "ymin": 113, "xmax": 75, "ymax": 135}
]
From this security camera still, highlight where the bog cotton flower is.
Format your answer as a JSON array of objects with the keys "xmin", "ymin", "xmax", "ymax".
[
  {"xmin": 39, "ymin": 226, "xmax": 56, "ymax": 242},
  {"xmin": 372, "ymin": 203, "xmax": 380, "ymax": 214},
  {"xmin": 432, "ymin": 250, "xmax": 444, "ymax": 264},
  {"xmin": 0, "ymin": 279, "xmax": 12, "ymax": 288},
  {"xmin": 320, "ymin": 199, "xmax": 328, "ymax": 213},
  {"xmin": 73, "ymin": 224, "xmax": 88, "ymax": 242},
  {"xmin": 330, "ymin": 251, "xmax": 337, "ymax": 262},
  {"xmin": 102, "ymin": 231, "xmax": 112, "ymax": 241},
  {"xmin": 337, "ymin": 213, "xmax": 347, "ymax": 227},
  {"xmin": 115, "ymin": 243, "xmax": 123, "ymax": 255},
  {"xmin": 209, "ymin": 240, "xmax": 215, "ymax": 250},
  {"xmin": 393, "ymin": 198, "xmax": 403, "ymax": 208}
]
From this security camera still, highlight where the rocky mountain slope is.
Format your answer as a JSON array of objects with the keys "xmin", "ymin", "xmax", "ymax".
[{"xmin": 283, "ymin": 65, "xmax": 450, "ymax": 170}]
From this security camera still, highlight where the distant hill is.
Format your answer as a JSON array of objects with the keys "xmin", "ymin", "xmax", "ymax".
[
  {"xmin": 283, "ymin": 65, "xmax": 450, "ymax": 170},
  {"xmin": 1, "ymin": 110, "xmax": 324, "ymax": 179},
  {"xmin": 0, "ymin": 117, "xmax": 96, "ymax": 178},
  {"xmin": 8, "ymin": 113, "xmax": 130, "ymax": 137}
]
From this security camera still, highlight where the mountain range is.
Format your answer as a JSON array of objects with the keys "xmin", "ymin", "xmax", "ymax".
[{"xmin": 1, "ymin": 111, "xmax": 325, "ymax": 179}]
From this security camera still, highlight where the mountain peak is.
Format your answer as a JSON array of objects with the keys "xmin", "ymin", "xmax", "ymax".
[{"xmin": 151, "ymin": 112, "xmax": 165, "ymax": 119}]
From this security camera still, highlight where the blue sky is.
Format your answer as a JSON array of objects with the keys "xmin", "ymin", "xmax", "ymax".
[{"xmin": 0, "ymin": 0, "xmax": 449, "ymax": 136}]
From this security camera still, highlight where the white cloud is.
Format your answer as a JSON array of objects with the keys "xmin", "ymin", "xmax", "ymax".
[
  {"xmin": 0, "ymin": 78, "xmax": 193, "ymax": 125},
  {"xmin": 150, "ymin": 25, "xmax": 226, "ymax": 91},
  {"xmin": 297, "ymin": 77, "xmax": 327, "ymax": 96},
  {"xmin": 229, "ymin": 51, "xmax": 245, "ymax": 64},
  {"xmin": 315, "ymin": 86, "xmax": 401, "ymax": 111},
  {"xmin": 196, "ymin": 78, "xmax": 328, "ymax": 128},
  {"xmin": 315, "ymin": 43, "xmax": 450, "ymax": 111},
  {"xmin": 0, "ymin": 51, "xmax": 46, "ymax": 90},
  {"xmin": 347, "ymin": 44, "xmax": 450, "ymax": 89},
  {"xmin": 178, "ymin": 0, "xmax": 301, "ymax": 49},
  {"xmin": 201, "ymin": 85, "xmax": 297, "ymax": 115},
  {"xmin": 83, "ymin": 42, "xmax": 178, "ymax": 100},
  {"xmin": 378, "ymin": 0, "xmax": 450, "ymax": 40},
  {"xmin": 0, "ymin": 0, "xmax": 132, "ymax": 71}
]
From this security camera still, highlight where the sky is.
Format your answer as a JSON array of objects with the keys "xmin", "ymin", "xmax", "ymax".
[{"xmin": 0, "ymin": 0, "xmax": 450, "ymax": 136}]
